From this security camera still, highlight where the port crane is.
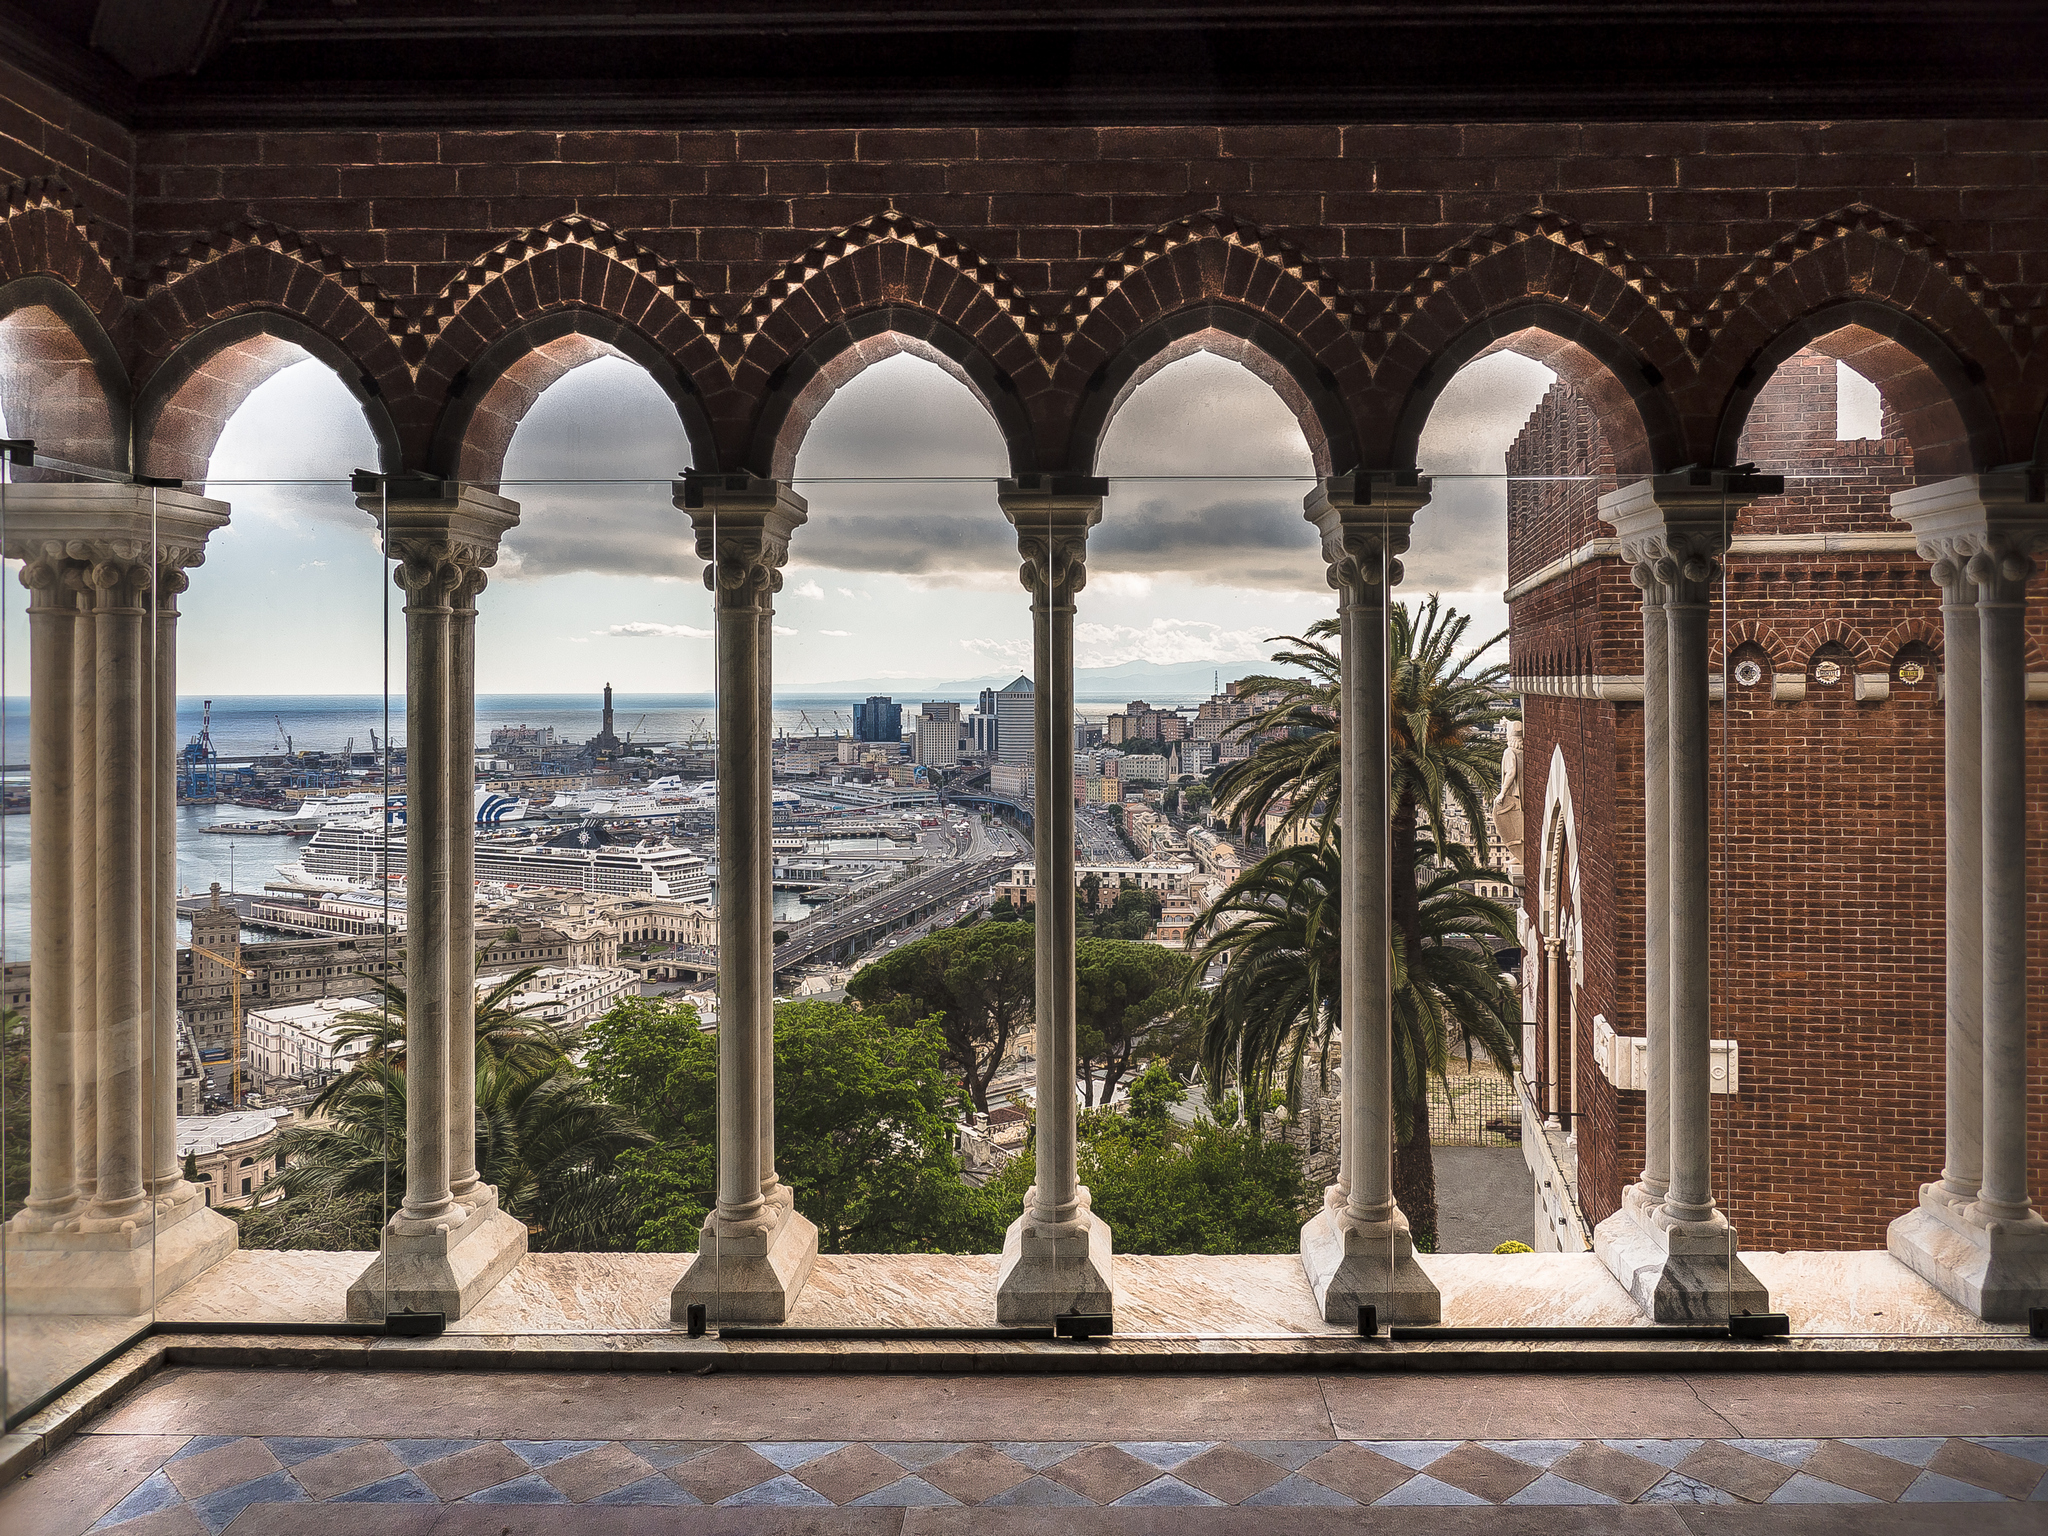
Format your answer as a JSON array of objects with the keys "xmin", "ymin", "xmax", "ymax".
[
  {"xmin": 273, "ymin": 715, "xmax": 293, "ymax": 756},
  {"xmin": 178, "ymin": 699, "xmax": 220, "ymax": 802},
  {"xmin": 190, "ymin": 943, "xmax": 256, "ymax": 1109}
]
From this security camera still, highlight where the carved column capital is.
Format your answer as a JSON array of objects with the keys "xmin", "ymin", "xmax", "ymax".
[
  {"xmin": 1893, "ymin": 471, "xmax": 2048, "ymax": 607},
  {"xmin": 358, "ymin": 483, "xmax": 521, "ymax": 609},
  {"xmin": 997, "ymin": 475, "xmax": 1105, "ymax": 606},
  {"xmin": 674, "ymin": 472, "xmax": 809, "ymax": 611},
  {"xmin": 1599, "ymin": 470, "xmax": 1777, "ymax": 607},
  {"xmin": 1304, "ymin": 473, "xmax": 1427, "ymax": 604}
]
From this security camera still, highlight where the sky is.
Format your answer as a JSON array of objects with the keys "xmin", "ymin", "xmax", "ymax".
[{"xmin": 1, "ymin": 336, "xmax": 1569, "ymax": 698}]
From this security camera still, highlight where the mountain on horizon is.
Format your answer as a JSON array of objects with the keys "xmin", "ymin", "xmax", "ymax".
[{"xmin": 792, "ymin": 656, "xmax": 1298, "ymax": 699}]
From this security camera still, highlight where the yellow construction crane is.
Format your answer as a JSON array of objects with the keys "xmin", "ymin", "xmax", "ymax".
[{"xmin": 191, "ymin": 945, "xmax": 256, "ymax": 1109}]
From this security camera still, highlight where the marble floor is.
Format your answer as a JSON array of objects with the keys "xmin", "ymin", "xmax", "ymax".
[{"xmin": 6, "ymin": 1367, "xmax": 2045, "ymax": 1534}]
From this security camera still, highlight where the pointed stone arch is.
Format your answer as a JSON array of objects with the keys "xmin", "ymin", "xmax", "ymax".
[
  {"xmin": 428, "ymin": 308, "xmax": 720, "ymax": 484},
  {"xmin": 1699, "ymin": 209, "xmax": 2024, "ymax": 473},
  {"xmin": 133, "ymin": 310, "xmax": 404, "ymax": 484},
  {"xmin": 0, "ymin": 273, "xmax": 131, "ymax": 474},
  {"xmin": 0, "ymin": 179, "xmax": 125, "ymax": 336},
  {"xmin": 1874, "ymin": 615, "xmax": 1944, "ymax": 668},
  {"xmin": 1708, "ymin": 619, "xmax": 1794, "ymax": 670},
  {"xmin": 1790, "ymin": 617, "xmax": 1876, "ymax": 670}
]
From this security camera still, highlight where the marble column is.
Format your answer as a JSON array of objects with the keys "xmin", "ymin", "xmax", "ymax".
[
  {"xmin": 994, "ymin": 475, "xmax": 1115, "ymax": 1323},
  {"xmin": 1544, "ymin": 937, "xmax": 1562, "ymax": 1127},
  {"xmin": 348, "ymin": 480, "xmax": 527, "ymax": 1322},
  {"xmin": 1633, "ymin": 562, "xmax": 1673, "ymax": 1213},
  {"xmin": 1298, "ymin": 474, "xmax": 1440, "ymax": 1325},
  {"xmin": 672, "ymin": 472, "xmax": 818, "ymax": 1324},
  {"xmin": 2, "ymin": 485, "xmax": 235, "ymax": 1315},
  {"xmin": 1594, "ymin": 470, "xmax": 1774, "ymax": 1323},
  {"xmin": 1889, "ymin": 471, "xmax": 2048, "ymax": 1321}
]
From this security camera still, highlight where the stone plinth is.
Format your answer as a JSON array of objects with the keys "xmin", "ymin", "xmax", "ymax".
[
  {"xmin": 1889, "ymin": 1191, "xmax": 2048, "ymax": 1324},
  {"xmin": 1300, "ymin": 1199, "xmax": 1441, "ymax": 1325},
  {"xmin": 1595, "ymin": 1190, "xmax": 1769, "ymax": 1324},
  {"xmin": 671, "ymin": 1194, "xmax": 819, "ymax": 1324},
  {"xmin": 346, "ymin": 1204, "xmax": 528, "ymax": 1322},
  {"xmin": 3, "ymin": 1205, "xmax": 235, "ymax": 1316},
  {"xmin": 995, "ymin": 1188, "xmax": 1114, "ymax": 1325}
]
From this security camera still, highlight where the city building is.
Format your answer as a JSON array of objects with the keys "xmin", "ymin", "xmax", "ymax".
[
  {"xmin": 993, "ymin": 675, "xmax": 1034, "ymax": 766},
  {"xmin": 853, "ymin": 695, "xmax": 902, "ymax": 744},
  {"xmin": 176, "ymin": 1109, "xmax": 289, "ymax": 1211},
  {"xmin": 914, "ymin": 701, "xmax": 963, "ymax": 768}
]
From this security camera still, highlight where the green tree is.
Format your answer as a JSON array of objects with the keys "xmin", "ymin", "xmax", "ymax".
[
  {"xmin": 1189, "ymin": 833, "xmax": 1519, "ymax": 1252},
  {"xmin": 1076, "ymin": 1064, "xmax": 1313, "ymax": 1254},
  {"xmin": 1081, "ymin": 883, "xmax": 1161, "ymax": 942},
  {"xmin": 585, "ymin": 996, "xmax": 1013, "ymax": 1254},
  {"xmin": 232, "ymin": 1187, "xmax": 384, "ymax": 1251},
  {"xmin": 1075, "ymin": 939, "xmax": 1189, "ymax": 1106},
  {"xmin": 275, "ymin": 979, "xmax": 649, "ymax": 1252},
  {"xmin": 845, "ymin": 922, "xmax": 1035, "ymax": 1113}
]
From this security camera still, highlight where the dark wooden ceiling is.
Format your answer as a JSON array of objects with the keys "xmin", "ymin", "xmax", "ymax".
[{"xmin": 10, "ymin": 1, "xmax": 2048, "ymax": 128}]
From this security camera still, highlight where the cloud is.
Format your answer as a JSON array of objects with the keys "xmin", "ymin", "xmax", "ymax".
[
  {"xmin": 606, "ymin": 621, "xmax": 712, "ymax": 639},
  {"xmin": 819, "ymin": 629, "xmax": 853, "ymax": 637},
  {"xmin": 1073, "ymin": 618, "xmax": 1282, "ymax": 669},
  {"xmin": 773, "ymin": 625, "xmax": 798, "ymax": 636},
  {"xmin": 961, "ymin": 636, "xmax": 1030, "ymax": 667},
  {"xmin": 792, "ymin": 579, "xmax": 825, "ymax": 599},
  {"xmin": 836, "ymin": 587, "xmax": 856, "ymax": 597}
]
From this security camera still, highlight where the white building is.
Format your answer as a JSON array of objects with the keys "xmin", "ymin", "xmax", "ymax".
[
  {"xmin": 492, "ymin": 965, "xmax": 637, "ymax": 1029},
  {"xmin": 245, "ymin": 995, "xmax": 376, "ymax": 1084}
]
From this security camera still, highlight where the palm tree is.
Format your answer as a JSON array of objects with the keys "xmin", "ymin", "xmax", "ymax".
[
  {"xmin": 1192, "ymin": 595, "xmax": 1520, "ymax": 1249},
  {"xmin": 280, "ymin": 969, "xmax": 649, "ymax": 1251}
]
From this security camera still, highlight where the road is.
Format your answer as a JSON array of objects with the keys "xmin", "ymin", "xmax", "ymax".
[{"xmin": 772, "ymin": 846, "xmax": 1018, "ymax": 971}]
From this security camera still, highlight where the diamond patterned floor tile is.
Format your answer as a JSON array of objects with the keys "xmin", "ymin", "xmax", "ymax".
[
  {"xmin": 1481, "ymin": 1439, "xmax": 1581, "ymax": 1468},
  {"xmin": 163, "ymin": 1439, "xmax": 282, "ymax": 1501},
  {"xmin": 542, "ymin": 1444, "xmax": 655, "ymax": 1503},
  {"xmin": 1298, "ymin": 1443, "xmax": 1413, "ymax": 1504},
  {"xmin": 792, "ymin": 1444, "xmax": 908, "ymax": 1504},
  {"xmin": 1900, "ymin": 1470, "xmax": 2014, "ymax": 1503},
  {"xmin": 1727, "ymin": 1438, "xmax": 1820, "ymax": 1470},
  {"xmin": 1371, "ymin": 1440, "xmax": 1465, "ymax": 1469},
  {"xmin": 1234, "ymin": 1440, "xmax": 1339, "ymax": 1470},
  {"xmin": 1423, "ymin": 1442, "xmax": 1544, "ymax": 1502},
  {"xmin": 1504, "ymin": 1471, "xmax": 1618, "ymax": 1505},
  {"xmin": 918, "ymin": 1445, "xmax": 1035, "ymax": 1504},
  {"xmin": 464, "ymin": 1472, "xmax": 571, "ymax": 1505},
  {"xmin": 1639, "ymin": 1471, "xmax": 1739, "ymax": 1505},
  {"xmin": 1676, "ymin": 1441, "xmax": 1800, "ymax": 1502},
  {"xmin": 1174, "ymin": 1444, "xmax": 1290, "ymax": 1504},
  {"xmin": 1930, "ymin": 1438, "xmax": 2046, "ymax": 1499},
  {"xmin": 983, "ymin": 1475, "xmax": 1098, "ymax": 1506},
  {"xmin": 1844, "ymin": 1438, "xmax": 1946, "ymax": 1467},
  {"xmin": 1046, "ymin": 1443, "xmax": 1161, "ymax": 1503},
  {"xmin": 1117, "ymin": 1441, "xmax": 1214, "ymax": 1470},
  {"xmin": 750, "ymin": 1441, "xmax": 850, "ymax": 1470},
  {"xmin": 288, "ymin": 1441, "xmax": 406, "ymax": 1500},
  {"xmin": 87, "ymin": 1508, "xmax": 207, "ymax": 1536},
  {"xmin": 718, "ymin": 1473, "xmax": 836, "ymax": 1507},
  {"xmin": 261, "ymin": 1438, "xmax": 364, "ymax": 1468},
  {"xmin": 166, "ymin": 1439, "xmax": 239, "ymax": 1464},
  {"xmin": 848, "ymin": 1475, "xmax": 962, "ymax": 1507},
  {"xmin": 327, "ymin": 1471, "xmax": 439, "ymax": 1504},
  {"xmin": 591, "ymin": 1474, "xmax": 703, "ymax": 1506},
  {"xmin": 415, "ymin": 1443, "xmax": 531, "ymax": 1502},
  {"xmin": 1603, "ymin": 1438, "xmax": 1704, "ymax": 1470},
  {"xmin": 625, "ymin": 1441, "xmax": 719, "ymax": 1470},
  {"xmin": 1550, "ymin": 1442, "xmax": 1668, "ymax": 1502},
  {"xmin": 505, "ymin": 1440, "xmax": 608, "ymax": 1470},
  {"xmin": 1768, "ymin": 1472, "xmax": 1882, "ymax": 1504},
  {"xmin": 89, "ymin": 1471, "xmax": 182, "ymax": 1531},
  {"xmin": 189, "ymin": 1468, "xmax": 307, "ymax": 1534},
  {"xmin": 991, "ymin": 1441, "xmax": 1094, "ymax": 1469},
  {"xmin": 1373, "ymin": 1473, "xmax": 1492, "ymax": 1507},
  {"xmin": 388, "ymin": 1440, "xmax": 484, "ymax": 1468},
  {"xmin": 1241, "ymin": 1471, "xmax": 1359, "ymax": 1507},
  {"xmin": 1111, "ymin": 1475, "xmax": 1224, "ymax": 1507},
  {"xmin": 1970, "ymin": 1439, "xmax": 2048, "ymax": 1469},
  {"xmin": 873, "ymin": 1442, "xmax": 970, "ymax": 1471},
  {"xmin": 665, "ymin": 1442, "xmax": 782, "ymax": 1505},
  {"xmin": 1803, "ymin": 1440, "xmax": 1922, "ymax": 1501}
]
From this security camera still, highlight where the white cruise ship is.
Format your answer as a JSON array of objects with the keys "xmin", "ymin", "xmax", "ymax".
[{"xmin": 285, "ymin": 817, "xmax": 708, "ymax": 901}]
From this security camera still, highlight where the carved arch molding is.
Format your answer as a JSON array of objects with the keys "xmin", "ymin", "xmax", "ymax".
[{"xmin": 2, "ymin": 181, "xmax": 2040, "ymax": 484}]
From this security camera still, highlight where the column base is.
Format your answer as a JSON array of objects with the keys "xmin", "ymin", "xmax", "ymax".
[
  {"xmin": 995, "ymin": 1186, "xmax": 1114, "ymax": 1325},
  {"xmin": 347, "ymin": 1199, "xmax": 527, "ymax": 1322},
  {"xmin": 671, "ymin": 1192, "xmax": 819, "ymax": 1325},
  {"xmin": 1888, "ymin": 1187, "xmax": 2048, "ymax": 1323},
  {"xmin": 1299, "ymin": 1193, "xmax": 1440, "ymax": 1326},
  {"xmin": 1594, "ymin": 1191, "xmax": 1769, "ymax": 1323},
  {"xmin": 1, "ymin": 1203, "xmax": 236, "ymax": 1315}
]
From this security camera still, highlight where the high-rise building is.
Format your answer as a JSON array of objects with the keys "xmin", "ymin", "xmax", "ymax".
[
  {"xmin": 994, "ymin": 675, "xmax": 1034, "ymax": 766},
  {"xmin": 853, "ymin": 695, "xmax": 901, "ymax": 743},
  {"xmin": 914, "ymin": 702, "xmax": 962, "ymax": 768}
]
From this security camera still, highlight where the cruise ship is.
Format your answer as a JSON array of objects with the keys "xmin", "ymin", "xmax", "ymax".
[{"xmin": 284, "ymin": 816, "xmax": 708, "ymax": 901}]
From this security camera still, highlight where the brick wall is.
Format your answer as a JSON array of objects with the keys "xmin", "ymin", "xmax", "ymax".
[
  {"xmin": 1508, "ymin": 349, "xmax": 2048, "ymax": 1250},
  {"xmin": 0, "ymin": 58, "xmax": 131, "ymax": 256}
]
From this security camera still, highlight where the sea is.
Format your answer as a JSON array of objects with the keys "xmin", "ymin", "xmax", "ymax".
[{"xmin": 0, "ymin": 690, "xmax": 1199, "ymax": 955}]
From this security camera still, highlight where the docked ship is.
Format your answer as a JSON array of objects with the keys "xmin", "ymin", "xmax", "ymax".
[{"xmin": 283, "ymin": 814, "xmax": 708, "ymax": 901}]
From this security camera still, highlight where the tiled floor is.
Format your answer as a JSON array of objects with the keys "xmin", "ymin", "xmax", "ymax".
[
  {"xmin": 49, "ymin": 1430, "xmax": 2048, "ymax": 1531},
  {"xmin": 10, "ymin": 1366, "xmax": 2047, "ymax": 1534}
]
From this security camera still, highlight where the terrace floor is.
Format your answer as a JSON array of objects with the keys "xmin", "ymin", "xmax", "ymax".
[{"xmin": 6, "ymin": 1248, "xmax": 2044, "ymax": 1532}]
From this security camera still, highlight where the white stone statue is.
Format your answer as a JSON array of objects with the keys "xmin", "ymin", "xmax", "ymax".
[{"xmin": 1491, "ymin": 720, "xmax": 1526, "ymax": 879}]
